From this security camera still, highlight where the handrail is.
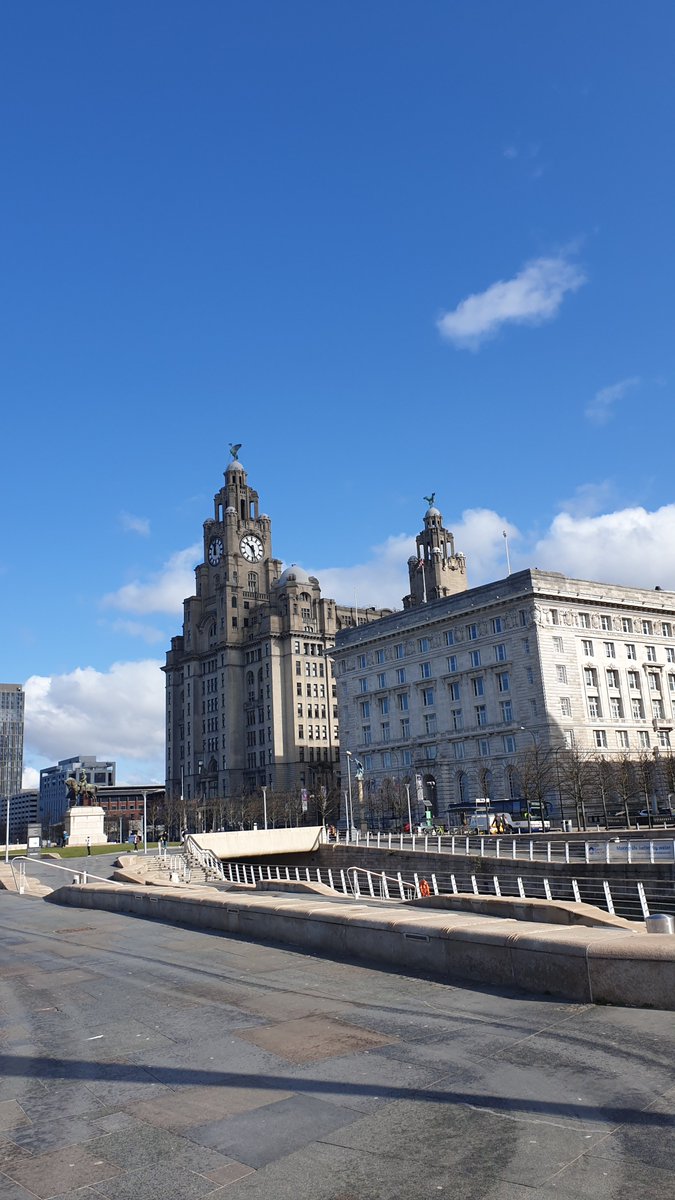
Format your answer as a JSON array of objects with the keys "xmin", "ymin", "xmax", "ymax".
[
  {"xmin": 334, "ymin": 829, "xmax": 675, "ymax": 865},
  {"xmin": 184, "ymin": 835, "xmax": 226, "ymax": 881},
  {"xmin": 346, "ymin": 865, "xmax": 417, "ymax": 901},
  {"xmin": 9, "ymin": 855, "xmax": 125, "ymax": 892}
]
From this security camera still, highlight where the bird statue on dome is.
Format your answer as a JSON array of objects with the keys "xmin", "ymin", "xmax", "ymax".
[
  {"xmin": 423, "ymin": 492, "xmax": 436, "ymax": 507},
  {"xmin": 229, "ymin": 443, "xmax": 242, "ymax": 460}
]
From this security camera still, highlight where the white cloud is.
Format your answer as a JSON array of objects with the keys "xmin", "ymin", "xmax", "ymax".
[
  {"xmin": 102, "ymin": 543, "xmax": 200, "ymax": 616},
  {"xmin": 22, "ymin": 766, "xmax": 39, "ymax": 790},
  {"xmin": 437, "ymin": 254, "xmax": 586, "ymax": 349},
  {"xmin": 531, "ymin": 503, "xmax": 675, "ymax": 590},
  {"xmin": 23, "ymin": 660, "xmax": 165, "ymax": 783},
  {"xmin": 119, "ymin": 511, "xmax": 151, "ymax": 537},
  {"xmin": 585, "ymin": 377, "xmax": 640, "ymax": 425},
  {"xmin": 108, "ymin": 619, "xmax": 166, "ymax": 645}
]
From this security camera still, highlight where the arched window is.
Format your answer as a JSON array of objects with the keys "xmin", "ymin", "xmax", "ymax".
[
  {"xmin": 246, "ymin": 671, "xmax": 254, "ymax": 686},
  {"xmin": 458, "ymin": 772, "xmax": 469, "ymax": 804}
]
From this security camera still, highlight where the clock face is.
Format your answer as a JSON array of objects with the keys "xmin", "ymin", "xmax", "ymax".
[
  {"xmin": 208, "ymin": 536, "xmax": 223, "ymax": 566},
  {"xmin": 240, "ymin": 533, "xmax": 264, "ymax": 562}
]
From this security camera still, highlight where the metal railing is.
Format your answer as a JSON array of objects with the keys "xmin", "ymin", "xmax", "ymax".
[
  {"xmin": 184, "ymin": 835, "xmax": 226, "ymax": 881},
  {"xmin": 9, "ymin": 856, "xmax": 125, "ymax": 894},
  {"xmin": 333, "ymin": 829, "xmax": 675, "ymax": 865}
]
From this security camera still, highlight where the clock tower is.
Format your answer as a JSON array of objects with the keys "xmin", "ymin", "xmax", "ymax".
[{"xmin": 403, "ymin": 497, "xmax": 468, "ymax": 608}]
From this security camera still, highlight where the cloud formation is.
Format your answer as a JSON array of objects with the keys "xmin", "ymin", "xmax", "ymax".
[
  {"xmin": 103, "ymin": 544, "xmax": 200, "ymax": 616},
  {"xmin": 437, "ymin": 254, "xmax": 586, "ymax": 349},
  {"xmin": 585, "ymin": 376, "xmax": 640, "ymax": 425},
  {"xmin": 119, "ymin": 511, "xmax": 151, "ymax": 537},
  {"xmin": 23, "ymin": 660, "xmax": 165, "ymax": 784},
  {"xmin": 531, "ymin": 503, "xmax": 675, "ymax": 590}
]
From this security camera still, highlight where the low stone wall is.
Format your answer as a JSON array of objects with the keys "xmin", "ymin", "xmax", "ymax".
[{"xmin": 47, "ymin": 882, "xmax": 675, "ymax": 1011}]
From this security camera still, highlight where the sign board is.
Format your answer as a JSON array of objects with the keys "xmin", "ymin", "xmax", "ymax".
[{"xmin": 27, "ymin": 823, "xmax": 42, "ymax": 857}]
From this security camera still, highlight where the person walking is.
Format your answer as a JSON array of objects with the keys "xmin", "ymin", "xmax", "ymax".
[{"xmin": 86, "ymin": 836, "xmax": 91, "ymax": 856}]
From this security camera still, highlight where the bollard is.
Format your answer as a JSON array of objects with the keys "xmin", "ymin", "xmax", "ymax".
[{"xmin": 645, "ymin": 913, "xmax": 675, "ymax": 935}]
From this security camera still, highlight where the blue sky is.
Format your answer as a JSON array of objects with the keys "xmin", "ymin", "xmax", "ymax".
[{"xmin": 2, "ymin": 2, "xmax": 674, "ymax": 786}]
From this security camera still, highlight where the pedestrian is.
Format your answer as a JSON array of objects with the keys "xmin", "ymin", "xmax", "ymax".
[
  {"xmin": 86, "ymin": 835, "xmax": 91, "ymax": 856},
  {"xmin": 134, "ymin": 833, "xmax": 139, "ymax": 851}
]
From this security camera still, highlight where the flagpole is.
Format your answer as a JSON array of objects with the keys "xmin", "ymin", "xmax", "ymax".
[{"xmin": 503, "ymin": 530, "xmax": 511, "ymax": 576}]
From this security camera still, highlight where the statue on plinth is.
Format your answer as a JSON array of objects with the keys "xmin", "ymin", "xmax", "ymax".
[{"xmin": 65, "ymin": 770, "xmax": 97, "ymax": 808}]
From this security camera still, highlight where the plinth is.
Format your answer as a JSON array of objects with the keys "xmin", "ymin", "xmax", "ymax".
[{"xmin": 65, "ymin": 806, "xmax": 107, "ymax": 847}]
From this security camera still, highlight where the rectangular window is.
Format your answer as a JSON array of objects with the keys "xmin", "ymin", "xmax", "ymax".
[
  {"xmin": 494, "ymin": 643, "xmax": 507, "ymax": 662},
  {"xmin": 526, "ymin": 667, "xmax": 534, "ymax": 684},
  {"xmin": 445, "ymin": 629, "xmax": 455, "ymax": 646},
  {"xmin": 642, "ymin": 619, "xmax": 653, "ymax": 635},
  {"xmin": 652, "ymin": 700, "xmax": 664, "ymax": 719},
  {"xmin": 601, "ymin": 615, "xmax": 612, "ymax": 631},
  {"xmin": 400, "ymin": 718, "xmax": 410, "ymax": 738},
  {"xmin": 667, "ymin": 648, "xmax": 675, "ymax": 664},
  {"xmin": 669, "ymin": 675, "xmax": 675, "ymax": 694},
  {"xmin": 469, "ymin": 649, "xmax": 481, "ymax": 668},
  {"xmin": 377, "ymin": 672, "xmax": 387, "ymax": 688},
  {"xmin": 451, "ymin": 708, "xmax": 463, "ymax": 731},
  {"xmin": 610, "ymin": 697, "xmax": 623, "ymax": 719},
  {"xmin": 382, "ymin": 750, "xmax": 392, "ymax": 769},
  {"xmin": 424, "ymin": 713, "xmax": 437, "ymax": 735},
  {"xmin": 579, "ymin": 612, "xmax": 591, "ymax": 628},
  {"xmin": 396, "ymin": 667, "xmax": 406, "ymax": 684},
  {"xmin": 607, "ymin": 668, "xmax": 620, "ymax": 688},
  {"xmin": 588, "ymin": 696, "xmax": 601, "ymax": 718},
  {"xmin": 418, "ymin": 637, "xmax": 430, "ymax": 653},
  {"xmin": 478, "ymin": 738, "xmax": 491, "ymax": 756},
  {"xmin": 523, "ymin": 638, "xmax": 530, "ymax": 654},
  {"xmin": 454, "ymin": 742, "xmax": 465, "ymax": 760},
  {"xmin": 659, "ymin": 730, "xmax": 671, "ymax": 748},
  {"xmin": 397, "ymin": 692, "xmax": 410, "ymax": 711},
  {"xmin": 662, "ymin": 622, "xmax": 672, "ymax": 638},
  {"xmin": 497, "ymin": 671, "xmax": 510, "ymax": 692},
  {"xmin": 357, "ymin": 653, "xmax": 367, "ymax": 669},
  {"xmin": 362, "ymin": 725, "xmax": 372, "ymax": 745},
  {"xmin": 424, "ymin": 744, "xmax": 437, "ymax": 761},
  {"xmin": 500, "ymin": 700, "xmax": 512, "ymax": 722},
  {"xmin": 420, "ymin": 661, "xmax": 432, "ymax": 679},
  {"xmin": 359, "ymin": 677, "xmax": 368, "ymax": 693},
  {"xmin": 466, "ymin": 623, "xmax": 478, "ymax": 640},
  {"xmin": 449, "ymin": 682, "xmax": 461, "ymax": 701},
  {"xmin": 560, "ymin": 697, "xmax": 572, "ymax": 717},
  {"xmin": 503, "ymin": 734, "xmax": 516, "ymax": 753},
  {"xmin": 395, "ymin": 643, "xmax": 404, "ymax": 659},
  {"xmin": 604, "ymin": 642, "xmax": 616, "ymax": 658},
  {"xmin": 646, "ymin": 645, "xmax": 657, "ymax": 662},
  {"xmin": 621, "ymin": 617, "xmax": 633, "ymax": 633},
  {"xmin": 475, "ymin": 704, "xmax": 487, "ymax": 726},
  {"xmin": 422, "ymin": 687, "xmax": 435, "ymax": 707},
  {"xmin": 550, "ymin": 608, "xmax": 559, "ymax": 625},
  {"xmin": 376, "ymin": 648, "xmax": 385, "ymax": 664},
  {"xmin": 472, "ymin": 676, "xmax": 485, "ymax": 697},
  {"xmin": 638, "ymin": 729, "xmax": 650, "ymax": 748},
  {"xmin": 582, "ymin": 640, "xmax": 594, "ymax": 657},
  {"xmin": 648, "ymin": 672, "xmax": 660, "ymax": 692},
  {"xmin": 584, "ymin": 667, "xmax": 598, "ymax": 687},
  {"xmin": 491, "ymin": 617, "xmax": 503, "ymax": 634},
  {"xmin": 378, "ymin": 697, "xmax": 389, "ymax": 715},
  {"xmin": 626, "ymin": 643, "xmax": 637, "ymax": 660},
  {"xmin": 447, "ymin": 655, "xmax": 458, "ymax": 673},
  {"xmin": 556, "ymin": 664, "xmax": 568, "ymax": 683},
  {"xmin": 553, "ymin": 636, "xmax": 564, "ymax": 654},
  {"xmin": 594, "ymin": 729, "xmax": 608, "ymax": 748},
  {"xmin": 616, "ymin": 729, "xmax": 629, "ymax": 748},
  {"xmin": 402, "ymin": 749, "xmax": 413, "ymax": 766},
  {"xmin": 627, "ymin": 673, "xmax": 640, "ymax": 691},
  {"xmin": 632, "ymin": 698, "xmax": 644, "ymax": 720},
  {"xmin": 381, "ymin": 721, "xmax": 390, "ymax": 741},
  {"xmin": 360, "ymin": 701, "xmax": 370, "ymax": 719}
]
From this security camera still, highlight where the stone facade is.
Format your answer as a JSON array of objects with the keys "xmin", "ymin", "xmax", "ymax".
[
  {"xmin": 164, "ymin": 454, "xmax": 393, "ymax": 805},
  {"xmin": 331, "ymin": 502, "xmax": 675, "ymax": 825}
]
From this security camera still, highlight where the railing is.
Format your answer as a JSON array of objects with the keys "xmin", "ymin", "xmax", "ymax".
[
  {"xmin": 333, "ymin": 829, "xmax": 675, "ymax": 865},
  {"xmin": 9, "ymin": 856, "xmax": 125, "ymax": 894},
  {"xmin": 184, "ymin": 835, "xmax": 226, "ymax": 881},
  {"xmin": 203, "ymin": 858, "xmax": 669, "ymax": 921}
]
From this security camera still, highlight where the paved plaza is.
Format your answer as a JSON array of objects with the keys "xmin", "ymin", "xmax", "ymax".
[{"xmin": 1, "ymin": 882, "xmax": 674, "ymax": 1199}]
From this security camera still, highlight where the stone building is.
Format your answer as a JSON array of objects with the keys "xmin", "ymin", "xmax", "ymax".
[
  {"xmin": 331, "ymin": 499, "xmax": 675, "ymax": 826},
  {"xmin": 164, "ymin": 451, "xmax": 392, "ymax": 808}
]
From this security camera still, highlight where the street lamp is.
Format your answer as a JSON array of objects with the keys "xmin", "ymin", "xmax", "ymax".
[
  {"xmin": 404, "ymin": 782, "xmax": 414, "ymax": 837},
  {"xmin": 519, "ymin": 726, "xmax": 539, "ymax": 835},
  {"xmin": 4, "ymin": 793, "xmax": 10, "ymax": 864},
  {"xmin": 262, "ymin": 784, "xmax": 268, "ymax": 830},
  {"xmin": 345, "ymin": 751, "xmax": 354, "ymax": 838}
]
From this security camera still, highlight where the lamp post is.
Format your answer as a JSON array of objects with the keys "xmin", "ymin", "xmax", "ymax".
[
  {"xmin": 262, "ymin": 785, "xmax": 268, "ymax": 830},
  {"xmin": 345, "ymin": 751, "xmax": 354, "ymax": 838},
  {"xmin": 519, "ymin": 726, "xmax": 539, "ymax": 835},
  {"xmin": 405, "ymin": 783, "xmax": 413, "ymax": 838},
  {"xmin": 4, "ymin": 793, "xmax": 10, "ymax": 863}
]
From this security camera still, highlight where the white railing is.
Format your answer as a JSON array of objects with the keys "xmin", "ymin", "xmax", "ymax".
[
  {"xmin": 9, "ymin": 856, "xmax": 125, "ymax": 893},
  {"xmin": 333, "ymin": 829, "xmax": 675, "ymax": 866},
  {"xmin": 184, "ymin": 835, "xmax": 226, "ymax": 881}
]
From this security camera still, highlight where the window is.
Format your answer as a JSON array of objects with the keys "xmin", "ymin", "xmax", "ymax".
[
  {"xmin": 616, "ymin": 730, "xmax": 629, "ymax": 749},
  {"xmin": 556, "ymin": 665, "xmax": 568, "ymax": 683},
  {"xmin": 466, "ymin": 623, "xmax": 478, "ymax": 640},
  {"xmin": 632, "ymin": 698, "xmax": 644, "ymax": 720},
  {"xmin": 362, "ymin": 725, "xmax": 372, "ymax": 745},
  {"xmin": 382, "ymin": 750, "xmax": 392, "ymax": 769},
  {"xmin": 418, "ymin": 637, "xmax": 430, "ymax": 653},
  {"xmin": 642, "ymin": 619, "xmax": 653, "ymax": 635},
  {"xmin": 594, "ymin": 729, "xmax": 608, "ymax": 748},
  {"xmin": 604, "ymin": 642, "xmax": 616, "ymax": 658},
  {"xmin": 381, "ymin": 721, "xmax": 391, "ymax": 741},
  {"xmin": 601, "ymin": 614, "xmax": 612, "ymax": 631},
  {"xmin": 491, "ymin": 617, "xmax": 503, "ymax": 634},
  {"xmin": 648, "ymin": 672, "xmax": 660, "ymax": 692},
  {"xmin": 402, "ymin": 749, "xmax": 413, "ymax": 766},
  {"xmin": 447, "ymin": 656, "xmax": 457, "ymax": 673},
  {"xmin": 395, "ymin": 643, "xmax": 404, "ymax": 659},
  {"xmin": 584, "ymin": 667, "xmax": 597, "ymax": 687},
  {"xmin": 582, "ymin": 640, "xmax": 594, "ymax": 657},
  {"xmin": 638, "ymin": 729, "xmax": 650, "ymax": 748},
  {"xmin": 424, "ymin": 713, "xmax": 437, "ymax": 735},
  {"xmin": 607, "ymin": 668, "xmax": 620, "ymax": 688},
  {"xmin": 626, "ymin": 643, "xmax": 637, "ymax": 660},
  {"xmin": 526, "ymin": 667, "xmax": 534, "ymax": 685},
  {"xmin": 378, "ymin": 697, "xmax": 389, "ymax": 715},
  {"xmin": 522, "ymin": 638, "xmax": 530, "ymax": 654},
  {"xmin": 610, "ymin": 697, "xmax": 623, "ymax": 719},
  {"xmin": 475, "ymin": 705, "xmax": 487, "ymax": 726},
  {"xmin": 357, "ymin": 653, "xmax": 367, "ymax": 669},
  {"xmin": 449, "ymin": 682, "xmax": 461, "ymax": 701},
  {"xmin": 669, "ymin": 675, "xmax": 675, "ymax": 694},
  {"xmin": 422, "ymin": 687, "xmax": 435, "ymax": 707},
  {"xmin": 628, "ymin": 670, "xmax": 640, "ymax": 689},
  {"xmin": 400, "ymin": 718, "xmax": 410, "ymax": 738},
  {"xmin": 667, "ymin": 648, "xmax": 675, "ymax": 664},
  {"xmin": 424, "ymin": 744, "xmax": 437, "ymax": 761},
  {"xmin": 621, "ymin": 617, "xmax": 633, "ymax": 633},
  {"xmin": 497, "ymin": 671, "xmax": 510, "ymax": 692},
  {"xmin": 396, "ymin": 667, "xmax": 406, "ymax": 684},
  {"xmin": 588, "ymin": 696, "xmax": 601, "ymax": 718},
  {"xmin": 560, "ymin": 697, "xmax": 572, "ymax": 717},
  {"xmin": 359, "ymin": 678, "xmax": 368, "ymax": 693},
  {"xmin": 579, "ymin": 612, "xmax": 591, "ymax": 628},
  {"xmin": 420, "ymin": 661, "xmax": 432, "ymax": 679},
  {"xmin": 451, "ymin": 708, "xmax": 463, "ymax": 730},
  {"xmin": 663, "ymin": 622, "xmax": 672, "ymax": 638},
  {"xmin": 469, "ymin": 649, "xmax": 481, "ymax": 667},
  {"xmin": 519, "ymin": 609, "xmax": 528, "ymax": 626},
  {"xmin": 445, "ymin": 629, "xmax": 455, "ymax": 646},
  {"xmin": 646, "ymin": 645, "xmax": 657, "ymax": 662},
  {"xmin": 454, "ymin": 742, "xmax": 465, "ymax": 760},
  {"xmin": 494, "ymin": 643, "xmax": 507, "ymax": 662},
  {"xmin": 472, "ymin": 677, "xmax": 485, "ymax": 697},
  {"xmin": 360, "ymin": 701, "xmax": 370, "ymax": 719},
  {"xmin": 503, "ymin": 734, "xmax": 516, "ymax": 754},
  {"xmin": 397, "ymin": 692, "xmax": 410, "ymax": 711},
  {"xmin": 376, "ymin": 648, "xmax": 385, "ymax": 664},
  {"xmin": 553, "ymin": 636, "xmax": 564, "ymax": 654},
  {"xmin": 377, "ymin": 672, "xmax": 387, "ymax": 688},
  {"xmin": 550, "ymin": 608, "xmax": 560, "ymax": 625},
  {"xmin": 659, "ymin": 730, "xmax": 671, "ymax": 748},
  {"xmin": 500, "ymin": 700, "xmax": 512, "ymax": 722},
  {"xmin": 653, "ymin": 700, "xmax": 664, "ymax": 719}
]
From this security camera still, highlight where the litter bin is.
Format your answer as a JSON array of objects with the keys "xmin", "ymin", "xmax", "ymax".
[
  {"xmin": 645, "ymin": 913, "xmax": 675, "ymax": 935},
  {"xmin": 562, "ymin": 820, "xmax": 574, "ymax": 833}
]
